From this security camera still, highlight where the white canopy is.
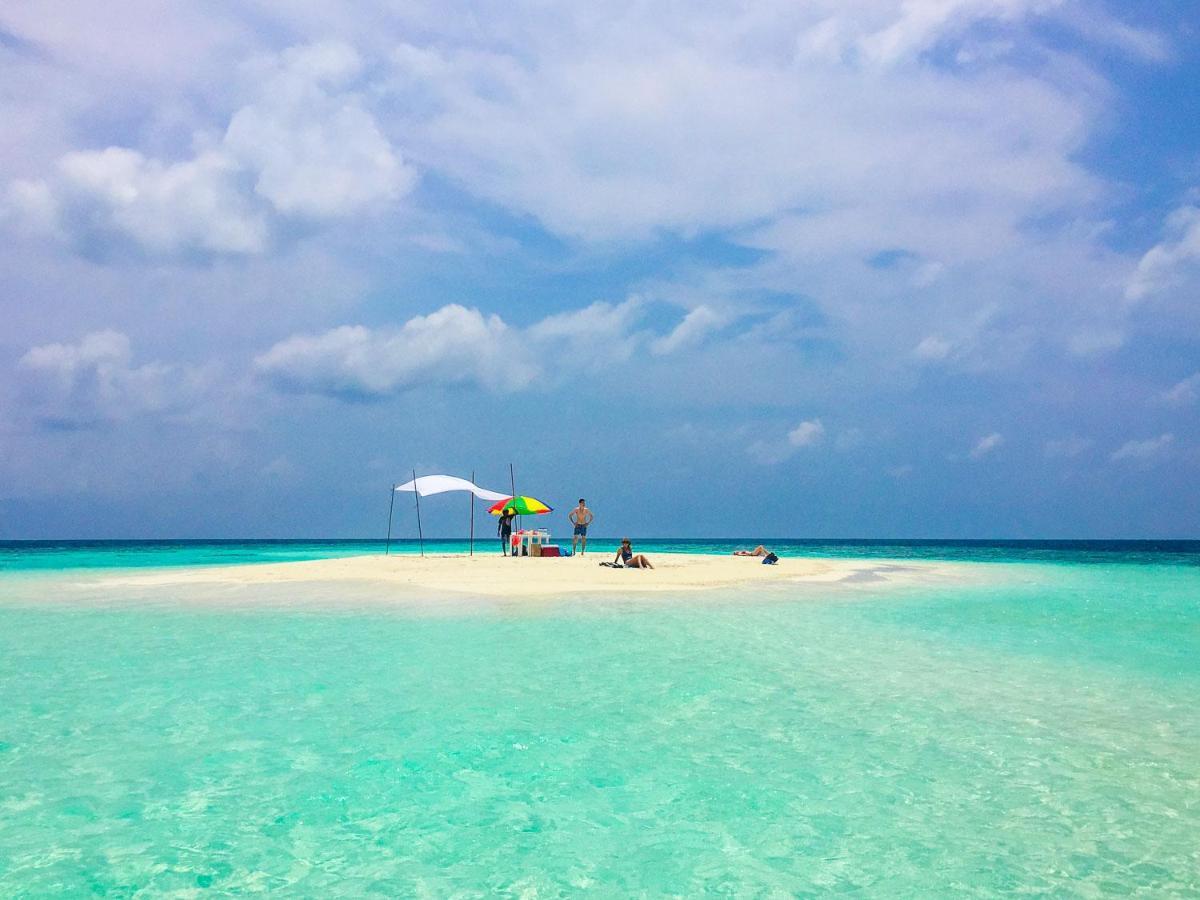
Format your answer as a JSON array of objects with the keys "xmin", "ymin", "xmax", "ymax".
[{"xmin": 395, "ymin": 475, "xmax": 510, "ymax": 502}]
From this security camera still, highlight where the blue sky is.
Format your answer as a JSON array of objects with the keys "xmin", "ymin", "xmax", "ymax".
[{"xmin": 1, "ymin": 1, "xmax": 1198, "ymax": 539}]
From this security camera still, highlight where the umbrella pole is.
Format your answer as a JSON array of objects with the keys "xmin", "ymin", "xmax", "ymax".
[
  {"xmin": 469, "ymin": 469, "xmax": 475, "ymax": 557},
  {"xmin": 385, "ymin": 483, "xmax": 396, "ymax": 556},
  {"xmin": 412, "ymin": 468, "xmax": 425, "ymax": 558},
  {"xmin": 509, "ymin": 462, "xmax": 520, "ymax": 531}
]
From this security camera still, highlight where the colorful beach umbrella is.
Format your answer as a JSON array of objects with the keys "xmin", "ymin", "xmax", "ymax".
[{"xmin": 488, "ymin": 496, "xmax": 553, "ymax": 516}]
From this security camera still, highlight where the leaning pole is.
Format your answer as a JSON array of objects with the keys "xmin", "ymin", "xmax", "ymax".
[{"xmin": 385, "ymin": 483, "xmax": 396, "ymax": 555}]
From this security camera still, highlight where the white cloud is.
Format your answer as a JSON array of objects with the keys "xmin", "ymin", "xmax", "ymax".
[
  {"xmin": 852, "ymin": 0, "xmax": 1042, "ymax": 66},
  {"xmin": 1159, "ymin": 373, "xmax": 1200, "ymax": 407},
  {"xmin": 254, "ymin": 305, "xmax": 535, "ymax": 398},
  {"xmin": 1111, "ymin": 433, "xmax": 1173, "ymax": 462},
  {"xmin": 346, "ymin": 1, "xmax": 1159, "ymax": 381},
  {"xmin": 1, "ymin": 2, "xmax": 1178, "ymax": 397},
  {"xmin": 913, "ymin": 335, "xmax": 952, "ymax": 361},
  {"xmin": 384, "ymin": 2, "xmax": 1109, "ymax": 243},
  {"xmin": 912, "ymin": 261, "xmax": 946, "ymax": 287},
  {"xmin": 1066, "ymin": 328, "xmax": 1124, "ymax": 357},
  {"xmin": 223, "ymin": 42, "xmax": 414, "ymax": 218},
  {"xmin": 887, "ymin": 464, "xmax": 914, "ymax": 478},
  {"xmin": 2, "ymin": 5, "xmax": 1167, "ymax": 379},
  {"xmin": 18, "ymin": 330, "xmax": 216, "ymax": 427},
  {"xmin": 800, "ymin": 1, "xmax": 1167, "ymax": 68},
  {"xmin": 788, "ymin": 419, "xmax": 826, "ymax": 447},
  {"xmin": 1044, "ymin": 435, "xmax": 1092, "ymax": 458},
  {"xmin": 1125, "ymin": 206, "xmax": 1200, "ymax": 302},
  {"xmin": 253, "ymin": 297, "xmax": 727, "ymax": 399},
  {"xmin": 970, "ymin": 432, "xmax": 1003, "ymax": 459},
  {"xmin": 407, "ymin": 233, "xmax": 467, "ymax": 254},
  {"xmin": 1060, "ymin": 7, "xmax": 1172, "ymax": 62},
  {"xmin": 7, "ymin": 41, "xmax": 413, "ymax": 256},
  {"xmin": 9, "ymin": 148, "xmax": 269, "ymax": 255},
  {"xmin": 526, "ymin": 297, "xmax": 644, "ymax": 370},
  {"xmin": 651, "ymin": 306, "xmax": 726, "ymax": 356},
  {"xmin": 253, "ymin": 297, "xmax": 729, "ymax": 400},
  {"xmin": 747, "ymin": 418, "xmax": 825, "ymax": 464},
  {"xmin": 261, "ymin": 456, "xmax": 300, "ymax": 480},
  {"xmin": 746, "ymin": 440, "xmax": 791, "ymax": 465}
]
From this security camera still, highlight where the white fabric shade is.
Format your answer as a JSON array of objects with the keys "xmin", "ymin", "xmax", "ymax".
[{"xmin": 394, "ymin": 475, "xmax": 510, "ymax": 502}]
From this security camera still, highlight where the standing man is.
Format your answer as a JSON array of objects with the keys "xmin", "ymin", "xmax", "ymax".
[
  {"xmin": 498, "ymin": 507, "xmax": 517, "ymax": 556},
  {"xmin": 569, "ymin": 498, "xmax": 594, "ymax": 556}
]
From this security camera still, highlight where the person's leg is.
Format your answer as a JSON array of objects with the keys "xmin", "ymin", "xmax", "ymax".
[
  {"xmin": 637, "ymin": 555, "xmax": 654, "ymax": 569},
  {"xmin": 581, "ymin": 530, "xmax": 587, "ymax": 555}
]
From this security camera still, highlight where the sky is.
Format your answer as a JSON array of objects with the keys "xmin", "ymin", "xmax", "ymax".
[{"xmin": 1, "ymin": 0, "xmax": 1198, "ymax": 540}]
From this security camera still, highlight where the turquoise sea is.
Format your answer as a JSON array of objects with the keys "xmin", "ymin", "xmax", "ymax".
[{"xmin": 1, "ymin": 540, "xmax": 1198, "ymax": 895}]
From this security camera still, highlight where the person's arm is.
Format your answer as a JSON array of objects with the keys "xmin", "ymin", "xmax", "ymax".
[
  {"xmin": 583, "ymin": 510, "xmax": 594, "ymax": 525},
  {"xmin": 569, "ymin": 509, "xmax": 578, "ymax": 525}
]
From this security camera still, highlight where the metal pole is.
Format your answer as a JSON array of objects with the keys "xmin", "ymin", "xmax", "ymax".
[
  {"xmin": 385, "ymin": 483, "xmax": 396, "ymax": 555},
  {"xmin": 509, "ymin": 462, "xmax": 520, "ymax": 531},
  {"xmin": 412, "ymin": 468, "xmax": 425, "ymax": 558},
  {"xmin": 469, "ymin": 469, "xmax": 475, "ymax": 557}
]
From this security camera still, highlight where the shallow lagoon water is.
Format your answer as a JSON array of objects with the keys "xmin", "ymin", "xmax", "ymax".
[{"xmin": 1, "ymin": 544, "xmax": 1198, "ymax": 894}]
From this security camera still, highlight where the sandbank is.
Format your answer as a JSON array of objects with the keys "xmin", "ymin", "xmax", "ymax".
[{"xmin": 91, "ymin": 552, "xmax": 968, "ymax": 598}]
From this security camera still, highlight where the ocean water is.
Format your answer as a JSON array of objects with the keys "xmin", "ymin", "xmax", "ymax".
[
  {"xmin": 1, "ymin": 542, "xmax": 1198, "ymax": 895},
  {"xmin": 4, "ymin": 537, "xmax": 1197, "ymax": 573}
]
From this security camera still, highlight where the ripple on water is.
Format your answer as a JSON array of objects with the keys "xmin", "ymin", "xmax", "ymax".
[{"xmin": 0, "ymin": 560, "xmax": 1198, "ymax": 894}]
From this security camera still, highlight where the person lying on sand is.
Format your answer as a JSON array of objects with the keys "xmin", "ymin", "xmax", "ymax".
[
  {"xmin": 615, "ymin": 538, "xmax": 654, "ymax": 569},
  {"xmin": 734, "ymin": 545, "xmax": 770, "ymax": 557}
]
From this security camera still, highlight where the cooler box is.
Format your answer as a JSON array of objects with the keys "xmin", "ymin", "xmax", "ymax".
[{"xmin": 540, "ymin": 545, "xmax": 561, "ymax": 557}]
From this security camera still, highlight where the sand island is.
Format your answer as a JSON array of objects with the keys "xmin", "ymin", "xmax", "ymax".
[{"xmin": 90, "ymin": 552, "xmax": 968, "ymax": 599}]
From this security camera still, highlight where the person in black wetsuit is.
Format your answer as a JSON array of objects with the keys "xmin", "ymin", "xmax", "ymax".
[
  {"xmin": 498, "ymin": 508, "xmax": 517, "ymax": 556},
  {"xmin": 614, "ymin": 538, "xmax": 654, "ymax": 569}
]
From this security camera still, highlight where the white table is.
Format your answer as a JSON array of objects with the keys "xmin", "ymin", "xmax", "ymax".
[{"xmin": 511, "ymin": 529, "xmax": 550, "ymax": 556}]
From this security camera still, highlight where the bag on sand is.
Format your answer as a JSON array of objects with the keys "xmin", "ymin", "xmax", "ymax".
[{"xmin": 762, "ymin": 552, "xmax": 779, "ymax": 565}]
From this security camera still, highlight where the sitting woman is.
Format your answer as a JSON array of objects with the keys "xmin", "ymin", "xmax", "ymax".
[
  {"xmin": 615, "ymin": 538, "xmax": 654, "ymax": 569},
  {"xmin": 733, "ymin": 545, "xmax": 770, "ymax": 557}
]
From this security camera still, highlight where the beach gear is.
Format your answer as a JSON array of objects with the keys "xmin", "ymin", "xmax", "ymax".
[
  {"xmin": 762, "ymin": 552, "xmax": 779, "ymax": 565},
  {"xmin": 487, "ymin": 496, "xmax": 553, "ymax": 516},
  {"xmin": 600, "ymin": 561, "xmax": 623, "ymax": 568},
  {"xmin": 389, "ymin": 472, "xmax": 510, "ymax": 559}
]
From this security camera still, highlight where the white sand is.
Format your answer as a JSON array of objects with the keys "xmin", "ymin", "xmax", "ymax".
[{"xmin": 92, "ymin": 552, "xmax": 965, "ymax": 598}]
